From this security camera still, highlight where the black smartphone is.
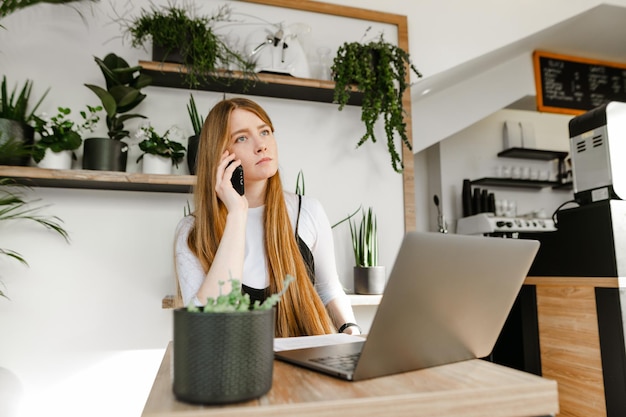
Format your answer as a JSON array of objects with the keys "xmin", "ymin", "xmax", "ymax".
[{"xmin": 229, "ymin": 162, "xmax": 245, "ymax": 195}]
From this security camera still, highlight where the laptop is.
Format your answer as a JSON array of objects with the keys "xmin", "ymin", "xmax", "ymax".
[{"xmin": 275, "ymin": 231, "xmax": 540, "ymax": 381}]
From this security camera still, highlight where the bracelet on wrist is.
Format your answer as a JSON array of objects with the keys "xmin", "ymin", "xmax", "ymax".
[{"xmin": 338, "ymin": 322, "xmax": 361, "ymax": 334}]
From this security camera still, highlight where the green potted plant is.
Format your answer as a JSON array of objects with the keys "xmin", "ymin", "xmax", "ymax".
[
  {"xmin": 186, "ymin": 94, "xmax": 203, "ymax": 175},
  {"xmin": 83, "ymin": 52, "xmax": 152, "ymax": 171},
  {"xmin": 0, "ymin": 0, "xmax": 99, "ymax": 19},
  {"xmin": 135, "ymin": 123, "xmax": 185, "ymax": 175},
  {"xmin": 174, "ymin": 276, "xmax": 293, "ymax": 404},
  {"xmin": 331, "ymin": 30, "xmax": 422, "ymax": 173},
  {"xmin": 0, "ymin": 178, "xmax": 69, "ymax": 299},
  {"xmin": 31, "ymin": 105, "xmax": 101, "ymax": 169},
  {"xmin": 121, "ymin": 3, "xmax": 256, "ymax": 89},
  {"xmin": 0, "ymin": 76, "xmax": 49, "ymax": 166},
  {"xmin": 349, "ymin": 206, "xmax": 385, "ymax": 294}
]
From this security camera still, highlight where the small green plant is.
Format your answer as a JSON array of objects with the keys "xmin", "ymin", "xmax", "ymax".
[
  {"xmin": 0, "ymin": 178, "xmax": 69, "ymax": 299},
  {"xmin": 349, "ymin": 207, "xmax": 378, "ymax": 267},
  {"xmin": 0, "ymin": 76, "xmax": 48, "ymax": 124},
  {"xmin": 331, "ymin": 29, "xmax": 422, "ymax": 173},
  {"xmin": 84, "ymin": 52, "xmax": 152, "ymax": 141},
  {"xmin": 186, "ymin": 94, "xmax": 203, "ymax": 136},
  {"xmin": 31, "ymin": 105, "xmax": 102, "ymax": 163},
  {"xmin": 135, "ymin": 124, "xmax": 186, "ymax": 167},
  {"xmin": 295, "ymin": 170, "xmax": 305, "ymax": 196},
  {"xmin": 120, "ymin": 3, "xmax": 256, "ymax": 88},
  {"xmin": 188, "ymin": 275, "xmax": 294, "ymax": 312}
]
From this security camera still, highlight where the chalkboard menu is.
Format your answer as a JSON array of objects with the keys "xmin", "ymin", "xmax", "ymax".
[{"xmin": 533, "ymin": 50, "xmax": 626, "ymax": 115}]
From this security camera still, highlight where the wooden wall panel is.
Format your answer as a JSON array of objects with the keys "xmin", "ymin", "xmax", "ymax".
[{"xmin": 536, "ymin": 285, "xmax": 606, "ymax": 417}]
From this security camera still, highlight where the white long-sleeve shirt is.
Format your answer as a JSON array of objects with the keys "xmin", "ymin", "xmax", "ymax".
[{"xmin": 174, "ymin": 192, "xmax": 352, "ymax": 315}]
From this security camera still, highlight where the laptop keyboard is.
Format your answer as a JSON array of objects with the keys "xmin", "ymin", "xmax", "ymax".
[{"xmin": 310, "ymin": 352, "xmax": 361, "ymax": 372}]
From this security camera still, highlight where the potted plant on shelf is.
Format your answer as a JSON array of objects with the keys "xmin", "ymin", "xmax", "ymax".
[
  {"xmin": 186, "ymin": 94, "xmax": 203, "ymax": 175},
  {"xmin": 135, "ymin": 123, "xmax": 186, "ymax": 175},
  {"xmin": 331, "ymin": 30, "xmax": 422, "ymax": 173},
  {"xmin": 120, "ymin": 3, "xmax": 257, "ymax": 89},
  {"xmin": 31, "ymin": 105, "xmax": 101, "ymax": 170},
  {"xmin": 349, "ymin": 206, "xmax": 385, "ymax": 294},
  {"xmin": 174, "ymin": 276, "xmax": 293, "ymax": 404},
  {"xmin": 0, "ymin": 76, "xmax": 49, "ymax": 166},
  {"xmin": 0, "ymin": 178, "xmax": 69, "ymax": 299},
  {"xmin": 83, "ymin": 52, "xmax": 152, "ymax": 171}
]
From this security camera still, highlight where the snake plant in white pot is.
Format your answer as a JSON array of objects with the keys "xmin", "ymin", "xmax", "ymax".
[{"xmin": 350, "ymin": 206, "xmax": 386, "ymax": 294}]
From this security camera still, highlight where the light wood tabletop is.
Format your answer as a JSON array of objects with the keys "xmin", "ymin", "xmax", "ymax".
[{"xmin": 142, "ymin": 343, "xmax": 558, "ymax": 417}]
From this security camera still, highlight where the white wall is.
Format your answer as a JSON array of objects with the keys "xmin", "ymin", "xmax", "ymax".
[{"xmin": 1, "ymin": 1, "xmax": 623, "ymax": 416}]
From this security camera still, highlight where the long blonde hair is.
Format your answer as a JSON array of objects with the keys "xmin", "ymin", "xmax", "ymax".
[{"xmin": 188, "ymin": 98, "xmax": 335, "ymax": 337}]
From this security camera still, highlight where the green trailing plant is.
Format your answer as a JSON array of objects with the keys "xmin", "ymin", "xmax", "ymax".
[
  {"xmin": 331, "ymin": 30, "xmax": 422, "ymax": 173},
  {"xmin": 31, "ymin": 105, "xmax": 101, "ymax": 163},
  {"xmin": 348, "ymin": 206, "xmax": 378, "ymax": 267},
  {"xmin": 135, "ymin": 124, "xmax": 186, "ymax": 167},
  {"xmin": 84, "ymin": 52, "xmax": 152, "ymax": 141},
  {"xmin": 120, "ymin": 2, "xmax": 257, "ymax": 88},
  {"xmin": 0, "ymin": 178, "xmax": 69, "ymax": 299},
  {"xmin": 187, "ymin": 275, "xmax": 294, "ymax": 312},
  {"xmin": 187, "ymin": 93, "xmax": 203, "ymax": 136}
]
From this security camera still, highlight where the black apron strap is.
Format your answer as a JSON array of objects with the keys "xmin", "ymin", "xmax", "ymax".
[{"xmin": 296, "ymin": 194, "xmax": 316, "ymax": 284}]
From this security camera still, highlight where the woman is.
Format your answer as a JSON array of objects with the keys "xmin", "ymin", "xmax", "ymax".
[{"xmin": 174, "ymin": 97, "xmax": 360, "ymax": 337}]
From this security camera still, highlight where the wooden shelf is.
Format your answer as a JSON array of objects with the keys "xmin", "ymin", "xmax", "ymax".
[
  {"xmin": 139, "ymin": 60, "xmax": 364, "ymax": 106},
  {"xmin": 0, "ymin": 165, "xmax": 194, "ymax": 193}
]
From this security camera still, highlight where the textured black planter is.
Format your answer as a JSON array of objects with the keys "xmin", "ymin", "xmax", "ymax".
[
  {"xmin": 173, "ymin": 308, "xmax": 274, "ymax": 404},
  {"xmin": 0, "ymin": 118, "xmax": 34, "ymax": 166},
  {"xmin": 82, "ymin": 138, "xmax": 128, "ymax": 172},
  {"xmin": 187, "ymin": 135, "xmax": 199, "ymax": 175}
]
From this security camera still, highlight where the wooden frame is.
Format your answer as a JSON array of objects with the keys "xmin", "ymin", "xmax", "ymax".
[
  {"xmin": 240, "ymin": 0, "xmax": 415, "ymax": 232},
  {"xmin": 533, "ymin": 49, "xmax": 626, "ymax": 116}
]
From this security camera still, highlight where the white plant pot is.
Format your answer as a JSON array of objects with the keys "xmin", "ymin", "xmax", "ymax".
[
  {"xmin": 142, "ymin": 154, "xmax": 172, "ymax": 175},
  {"xmin": 37, "ymin": 149, "xmax": 72, "ymax": 170}
]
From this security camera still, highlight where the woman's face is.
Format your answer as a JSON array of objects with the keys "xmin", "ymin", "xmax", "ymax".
[{"xmin": 226, "ymin": 108, "xmax": 278, "ymax": 183}]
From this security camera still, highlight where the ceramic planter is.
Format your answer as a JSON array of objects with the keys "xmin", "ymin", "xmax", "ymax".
[
  {"xmin": 142, "ymin": 154, "xmax": 172, "ymax": 175},
  {"xmin": 82, "ymin": 138, "xmax": 128, "ymax": 172},
  {"xmin": 0, "ymin": 118, "xmax": 34, "ymax": 166},
  {"xmin": 173, "ymin": 308, "xmax": 274, "ymax": 404},
  {"xmin": 354, "ymin": 265, "xmax": 386, "ymax": 295},
  {"xmin": 37, "ymin": 149, "xmax": 72, "ymax": 170}
]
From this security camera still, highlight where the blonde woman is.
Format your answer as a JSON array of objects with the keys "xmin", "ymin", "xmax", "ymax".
[{"xmin": 174, "ymin": 98, "xmax": 360, "ymax": 337}]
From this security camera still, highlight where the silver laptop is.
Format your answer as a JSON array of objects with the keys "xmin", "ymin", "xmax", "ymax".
[{"xmin": 275, "ymin": 231, "xmax": 540, "ymax": 381}]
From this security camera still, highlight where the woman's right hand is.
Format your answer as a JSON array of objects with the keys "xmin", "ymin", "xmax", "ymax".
[{"xmin": 216, "ymin": 151, "xmax": 248, "ymax": 213}]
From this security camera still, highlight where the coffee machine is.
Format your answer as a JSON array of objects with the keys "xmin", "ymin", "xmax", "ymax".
[{"xmin": 569, "ymin": 101, "xmax": 626, "ymax": 205}]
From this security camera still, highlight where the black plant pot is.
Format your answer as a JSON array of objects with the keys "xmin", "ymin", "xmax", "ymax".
[
  {"xmin": 82, "ymin": 137, "xmax": 128, "ymax": 172},
  {"xmin": 0, "ymin": 118, "xmax": 34, "ymax": 166},
  {"xmin": 187, "ymin": 135, "xmax": 199, "ymax": 175},
  {"xmin": 152, "ymin": 43, "xmax": 187, "ymax": 65},
  {"xmin": 173, "ymin": 308, "xmax": 274, "ymax": 404}
]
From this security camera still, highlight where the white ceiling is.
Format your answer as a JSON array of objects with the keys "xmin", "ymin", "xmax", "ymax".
[{"xmin": 409, "ymin": 3, "xmax": 626, "ymax": 153}]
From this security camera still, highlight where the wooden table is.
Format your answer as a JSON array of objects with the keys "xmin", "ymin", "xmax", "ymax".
[{"xmin": 142, "ymin": 343, "xmax": 558, "ymax": 417}]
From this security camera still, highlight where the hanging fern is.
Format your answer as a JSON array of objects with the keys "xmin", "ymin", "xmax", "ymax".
[{"xmin": 332, "ymin": 33, "xmax": 422, "ymax": 173}]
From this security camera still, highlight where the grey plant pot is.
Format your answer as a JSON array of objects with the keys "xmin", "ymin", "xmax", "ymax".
[
  {"xmin": 354, "ymin": 265, "xmax": 386, "ymax": 295},
  {"xmin": 0, "ymin": 118, "xmax": 34, "ymax": 166},
  {"xmin": 173, "ymin": 307, "xmax": 275, "ymax": 404},
  {"xmin": 82, "ymin": 137, "xmax": 128, "ymax": 172}
]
